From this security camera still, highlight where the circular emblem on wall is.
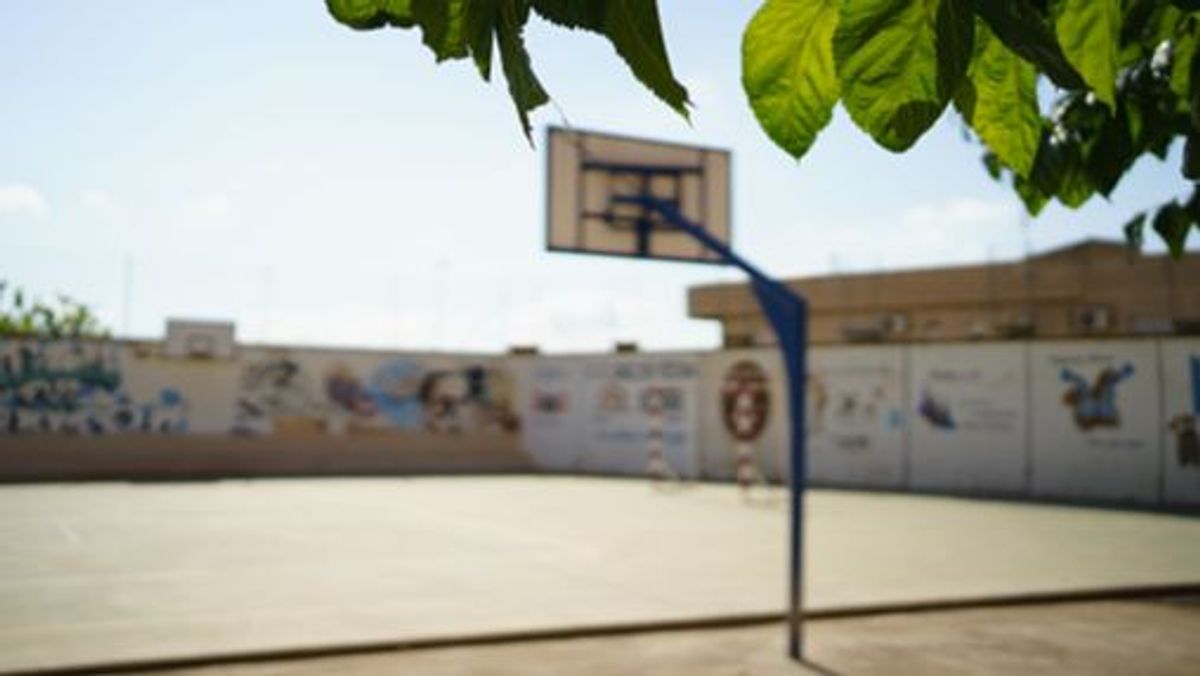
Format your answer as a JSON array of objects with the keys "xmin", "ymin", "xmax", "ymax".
[{"xmin": 721, "ymin": 360, "xmax": 770, "ymax": 442}]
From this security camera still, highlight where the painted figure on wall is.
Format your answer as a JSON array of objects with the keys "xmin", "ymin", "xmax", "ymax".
[
  {"xmin": 722, "ymin": 360, "xmax": 772, "ymax": 497},
  {"xmin": 596, "ymin": 381, "xmax": 629, "ymax": 414},
  {"xmin": 418, "ymin": 366, "xmax": 520, "ymax": 433},
  {"xmin": 1060, "ymin": 364, "xmax": 1134, "ymax": 430},
  {"xmin": 1, "ymin": 340, "xmax": 189, "ymax": 435},
  {"xmin": 532, "ymin": 390, "xmax": 568, "ymax": 415},
  {"xmin": 232, "ymin": 354, "xmax": 325, "ymax": 435},
  {"xmin": 324, "ymin": 364, "xmax": 378, "ymax": 418},
  {"xmin": 233, "ymin": 357, "xmax": 521, "ymax": 437},
  {"xmin": 722, "ymin": 360, "xmax": 770, "ymax": 443},
  {"xmin": 917, "ymin": 389, "xmax": 955, "ymax": 430},
  {"xmin": 1168, "ymin": 356, "xmax": 1200, "ymax": 468}
]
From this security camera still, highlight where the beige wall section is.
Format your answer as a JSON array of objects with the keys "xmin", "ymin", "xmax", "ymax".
[
  {"xmin": 0, "ymin": 433, "xmax": 526, "ymax": 481},
  {"xmin": 689, "ymin": 241, "xmax": 1200, "ymax": 347}
]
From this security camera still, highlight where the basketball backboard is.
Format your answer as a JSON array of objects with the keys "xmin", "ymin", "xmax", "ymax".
[{"xmin": 545, "ymin": 126, "xmax": 731, "ymax": 264}]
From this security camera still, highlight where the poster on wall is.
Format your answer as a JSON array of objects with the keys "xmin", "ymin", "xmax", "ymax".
[
  {"xmin": 1, "ymin": 339, "xmax": 190, "ymax": 436},
  {"xmin": 520, "ymin": 359, "xmax": 582, "ymax": 470},
  {"xmin": 908, "ymin": 345, "xmax": 1026, "ymax": 494},
  {"xmin": 1162, "ymin": 340, "xmax": 1200, "ymax": 505},
  {"xmin": 806, "ymin": 348, "xmax": 905, "ymax": 487},
  {"xmin": 578, "ymin": 357, "xmax": 698, "ymax": 477},
  {"xmin": 231, "ymin": 351, "xmax": 520, "ymax": 439},
  {"xmin": 1030, "ymin": 342, "xmax": 1160, "ymax": 503}
]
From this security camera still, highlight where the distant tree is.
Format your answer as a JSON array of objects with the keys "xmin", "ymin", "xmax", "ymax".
[
  {"xmin": 0, "ymin": 282, "xmax": 108, "ymax": 340},
  {"xmin": 326, "ymin": 0, "xmax": 1199, "ymax": 256}
]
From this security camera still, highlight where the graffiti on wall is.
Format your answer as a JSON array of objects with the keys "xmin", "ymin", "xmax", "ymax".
[
  {"xmin": 233, "ymin": 354, "xmax": 519, "ymax": 436},
  {"xmin": 1, "ymin": 340, "xmax": 188, "ymax": 435},
  {"xmin": 1169, "ymin": 356, "xmax": 1200, "ymax": 469}
]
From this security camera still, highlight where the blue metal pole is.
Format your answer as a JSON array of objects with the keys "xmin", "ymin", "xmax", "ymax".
[{"xmin": 618, "ymin": 196, "xmax": 809, "ymax": 661}]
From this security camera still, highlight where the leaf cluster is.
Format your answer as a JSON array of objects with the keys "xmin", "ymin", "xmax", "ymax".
[
  {"xmin": 0, "ymin": 282, "xmax": 109, "ymax": 341},
  {"xmin": 325, "ymin": 0, "xmax": 690, "ymax": 139},
  {"xmin": 742, "ymin": 0, "xmax": 1200, "ymax": 256},
  {"xmin": 327, "ymin": 1, "xmax": 1200, "ymax": 257}
]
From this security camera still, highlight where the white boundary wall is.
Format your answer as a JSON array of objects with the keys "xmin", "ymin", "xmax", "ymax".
[
  {"xmin": 4, "ymin": 336, "xmax": 1199, "ymax": 508},
  {"xmin": 908, "ymin": 343, "xmax": 1028, "ymax": 495}
]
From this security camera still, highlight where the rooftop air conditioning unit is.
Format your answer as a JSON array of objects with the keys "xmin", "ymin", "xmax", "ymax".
[
  {"xmin": 880, "ymin": 314, "xmax": 908, "ymax": 334},
  {"xmin": 841, "ymin": 319, "xmax": 885, "ymax": 343},
  {"xmin": 1076, "ymin": 306, "xmax": 1110, "ymax": 333},
  {"xmin": 164, "ymin": 320, "xmax": 236, "ymax": 360}
]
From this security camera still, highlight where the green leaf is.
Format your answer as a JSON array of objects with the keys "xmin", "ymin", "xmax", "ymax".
[
  {"xmin": 974, "ymin": 0, "xmax": 1086, "ymax": 90},
  {"xmin": 533, "ymin": 0, "xmax": 690, "ymax": 118},
  {"xmin": 1014, "ymin": 173, "xmax": 1050, "ymax": 215},
  {"xmin": 954, "ymin": 20, "xmax": 1041, "ymax": 177},
  {"xmin": 1055, "ymin": 0, "xmax": 1122, "ymax": 109},
  {"xmin": 1027, "ymin": 129, "xmax": 1096, "ymax": 208},
  {"xmin": 1084, "ymin": 102, "xmax": 1134, "ymax": 196},
  {"xmin": 1153, "ymin": 200, "xmax": 1192, "ymax": 257},
  {"xmin": 741, "ymin": 0, "xmax": 841, "ymax": 160},
  {"xmin": 1171, "ymin": 25, "xmax": 1197, "ymax": 103},
  {"xmin": 326, "ymin": 0, "xmax": 414, "ymax": 29},
  {"xmin": 982, "ymin": 151, "xmax": 1003, "ymax": 179},
  {"xmin": 495, "ymin": 0, "xmax": 548, "ymax": 140},
  {"xmin": 833, "ymin": 0, "xmax": 974, "ymax": 152},
  {"xmin": 1186, "ymin": 130, "xmax": 1200, "ymax": 179},
  {"xmin": 1122, "ymin": 212, "xmax": 1146, "ymax": 259},
  {"xmin": 464, "ymin": 1, "xmax": 497, "ymax": 79},
  {"xmin": 411, "ymin": 0, "xmax": 469, "ymax": 61},
  {"xmin": 530, "ymin": 0, "xmax": 604, "ymax": 28}
]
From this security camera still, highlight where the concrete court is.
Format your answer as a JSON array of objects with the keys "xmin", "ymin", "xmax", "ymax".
[
  {"xmin": 2, "ymin": 476, "xmax": 1200, "ymax": 673},
  {"xmin": 157, "ymin": 597, "xmax": 1200, "ymax": 676}
]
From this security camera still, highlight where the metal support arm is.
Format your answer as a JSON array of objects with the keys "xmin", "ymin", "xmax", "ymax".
[{"xmin": 617, "ymin": 196, "xmax": 810, "ymax": 661}]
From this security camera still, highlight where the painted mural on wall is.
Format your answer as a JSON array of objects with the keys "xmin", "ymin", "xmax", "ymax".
[
  {"xmin": 806, "ymin": 368, "xmax": 903, "ymax": 451},
  {"xmin": 1045, "ymin": 354, "xmax": 1144, "ymax": 449},
  {"xmin": 1162, "ymin": 342, "xmax": 1200, "ymax": 504},
  {"xmin": 916, "ymin": 367, "xmax": 1021, "ymax": 434},
  {"xmin": 1, "ymin": 340, "xmax": 188, "ymax": 435},
  {"xmin": 520, "ymin": 361, "xmax": 582, "ymax": 470},
  {"xmin": 579, "ymin": 358, "xmax": 697, "ymax": 475},
  {"xmin": 1030, "ymin": 344, "xmax": 1160, "ymax": 503},
  {"xmin": 907, "ymin": 346, "xmax": 1027, "ymax": 494},
  {"xmin": 721, "ymin": 360, "xmax": 770, "ymax": 443},
  {"xmin": 232, "ymin": 353, "xmax": 519, "ymax": 436},
  {"xmin": 1059, "ymin": 363, "xmax": 1135, "ymax": 430},
  {"xmin": 1168, "ymin": 356, "xmax": 1199, "ymax": 469},
  {"xmin": 805, "ymin": 349, "xmax": 906, "ymax": 487}
]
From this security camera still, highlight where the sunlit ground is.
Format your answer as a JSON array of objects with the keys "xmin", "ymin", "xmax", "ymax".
[{"xmin": 3, "ymin": 476, "xmax": 1199, "ymax": 672}]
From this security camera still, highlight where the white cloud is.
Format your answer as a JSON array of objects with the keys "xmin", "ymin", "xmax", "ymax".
[
  {"xmin": 0, "ymin": 184, "xmax": 47, "ymax": 218},
  {"xmin": 81, "ymin": 189, "xmax": 114, "ymax": 211},
  {"xmin": 804, "ymin": 197, "xmax": 1025, "ymax": 273}
]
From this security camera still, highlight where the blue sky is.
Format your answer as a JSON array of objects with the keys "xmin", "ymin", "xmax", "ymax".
[{"xmin": 0, "ymin": 1, "xmax": 1188, "ymax": 352}]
